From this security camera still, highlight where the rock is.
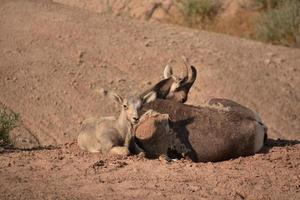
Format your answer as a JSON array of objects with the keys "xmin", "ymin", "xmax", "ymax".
[{"xmin": 264, "ymin": 59, "xmax": 271, "ymax": 65}]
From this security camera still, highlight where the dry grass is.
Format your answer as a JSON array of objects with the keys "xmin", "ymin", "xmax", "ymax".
[
  {"xmin": 256, "ymin": 0, "xmax": 300, "ymax": 47},
  {"xmin": 255, "ymin": 0, "xmax": 282, "ymax": 10},
  {"xmin": 174, "ymin": 0, "xmax": 220, "ymax": 28}
]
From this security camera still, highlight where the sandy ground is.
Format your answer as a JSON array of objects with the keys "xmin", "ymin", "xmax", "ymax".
[
  {"xmin": 0, "ymin": 141, "xmax": 300, "ymax": 200},
  {"xmin": 0, "ymin": 0, "xmax": 300, "ymax": 199}
]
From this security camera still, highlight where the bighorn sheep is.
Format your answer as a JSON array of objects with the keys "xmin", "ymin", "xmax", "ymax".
[
  {"xmin": 77, "ymin": 90, "xmax": 155, "ymax": 156},
  {"xmin": 134, "ymin": 59, "xmax": 267, "ymax": 162},
  {"xmin": 140, "ymin": 57, "xmax": 197, "ymax": 103},
  {"xmin": 134, "ymin": 110, "xmax": 190, "ymax": 161},
  {"xmin": 77, "ymin": 57, "xmax": 195, "ymax": 156},
  {"xmin": 135, "ymin": 99, "xmax": 267, "ymax": 162}
]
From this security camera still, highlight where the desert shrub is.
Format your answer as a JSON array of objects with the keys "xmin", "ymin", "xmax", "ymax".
[
  {"xmin": 255, "ymin": 0, "xmax": 283, "ymax": 10},
  {"xmin": 256, "ymin": 0, "xmax": 300, "ymax": 47},
  {"xmin": 105, "ymin": 0, "xmax": 113, "ymax": 14},
  {"xmin": 0, "ymin": 108, "xmax": 19, "ymax": 147},
  {"xmin": 175, "ymin": 0, "xmax": 220, "ymax": 27}
]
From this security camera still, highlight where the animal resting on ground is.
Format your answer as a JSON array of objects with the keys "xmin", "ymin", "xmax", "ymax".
[
  {"xmin": 77, "ymin": 90, "xmax": 156, "ymax": 156},
  {"xmin": 77, "ymin": 57, "xmax": 267, "ymax": 162},
  {"xmin": 136, "ymin": 99, "xmax": 267, "ymax": 162},
  {"xmin": 77, "ymin": 57, "xmax": 197, "ymax": 156},
  {"xmin": 134, "ymin": 58, "xmax": 268, "ymax": 162}
]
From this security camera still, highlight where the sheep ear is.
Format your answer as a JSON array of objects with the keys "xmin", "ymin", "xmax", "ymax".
[
  {"xmin": 163, "ymin": 65, "xmax": 173, "ymax": 79},
  {"xmin": 107, "ymin": 91, "xmax": 123, "ymax": 105},
  {"xmin": 142, "ymin": 91, "xmax": 157, "ymax": 104}
]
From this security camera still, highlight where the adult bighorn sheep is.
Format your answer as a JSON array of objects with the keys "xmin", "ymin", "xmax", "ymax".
[
  {"xmin": 134, "ymin": 58, "xmax": 268, "ymax": 162},
  {"xmin": 77, "ymin": 90, "xmax": 155, "ymax": 156},
  {"xmin": 136, "ymin": 99, "xmax": 267, "ymax": 162},
  {"xmin": 140, "ymin": 57, "xmax": 197, "ymax": 103}
]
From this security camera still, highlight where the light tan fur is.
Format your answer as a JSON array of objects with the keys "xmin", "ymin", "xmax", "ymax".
[{"xmin": 77, "ymin": 91, "xmax": 155, "ymax": 156}]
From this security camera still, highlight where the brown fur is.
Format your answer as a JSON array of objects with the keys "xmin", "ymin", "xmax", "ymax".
[
  {"xmin": 140, "ymin": 59, "xmax": 197, "ymax": 103},
  {"xmin": 137, "ymin": 99, "xmax": 266, "ymax": 162},
  {"xmin": 206, "ymin": 98, "xmax": 268, "ymax": 132},
  {"xmin": 135, "ymin": 110, "xmax": 190, "ymax": 159}
]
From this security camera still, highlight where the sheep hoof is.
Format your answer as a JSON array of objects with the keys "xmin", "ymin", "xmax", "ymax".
[
  {"xmin": 137, "ymin": 152, "xmax": 146, "ymax": 159},
  {"xmin": 109, "ymin": 146, "xmax": 130, "ymax": 157},
  {"xmin": 159, "ymin": 155, "xmax": 172, "ymax": 163}
]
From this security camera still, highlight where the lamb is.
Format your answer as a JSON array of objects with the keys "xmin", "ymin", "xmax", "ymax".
[{"xmin": 77, "ymin": 90, "xmax": 155, "ymax": 156}]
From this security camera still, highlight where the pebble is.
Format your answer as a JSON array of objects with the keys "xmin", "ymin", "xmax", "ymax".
[
  {"xmin": 145, "ymin": 41, "xmax": 151, "ymax": 47},
  {"xmin": 264, "ymin": 59, "xmax": 271, "ymax": 65}
]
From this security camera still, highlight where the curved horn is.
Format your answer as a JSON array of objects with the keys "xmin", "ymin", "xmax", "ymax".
[
  {"xmin": 182, "ymin": 56, "xmax": 195, "ymax": 83},
  {"xmin": 181, "ymin": 56, "xmax": 189, "ymax": 80},
  {"xmin": 163, "ymin": 64, "xmax": 173, "ymax": 79},
  {"xmin": 187, "ymin": 65, "xmax": 197, "ymax": 84},
  {"xmin": 181, "ymin": 56, "xmax": 197, "ymax": 86}
]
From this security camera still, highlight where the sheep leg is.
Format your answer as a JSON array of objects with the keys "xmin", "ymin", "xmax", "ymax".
[
  {"xmin": 109, "ymin": 146, "xmax": 130, "ymax": 156},
  {"xmin": 159, "ymin": 154, "xmax": 172, "ymax": 163},
  {"xmin": 172, "ymin": 137, "xmax": 191, "ymax": 156}
]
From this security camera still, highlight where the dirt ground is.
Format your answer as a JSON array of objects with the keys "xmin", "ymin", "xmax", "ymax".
[
  {"xmin": 0, "ymin": 0, "xmax": 300, "ymax": 199},
  {"xmin": 0, "ymin": 141, "xmax": 300, "ymax": 200}
]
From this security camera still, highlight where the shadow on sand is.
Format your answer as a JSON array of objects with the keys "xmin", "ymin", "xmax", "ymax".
[
  {"xmin": 261, "ymin": 138, "xmax": 300, "ymax": 153},
  {"xmin": 0, "ymin": 145, "xmax": 59, "ymax": 154}
]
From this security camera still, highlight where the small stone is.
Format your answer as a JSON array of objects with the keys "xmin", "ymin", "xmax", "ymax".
[
  {"xmin": 145, "ymin": 41, "xmax": 151, "ymax": 47},
  {"xmin": 264, "ymin": 59, "xmax": 271, "ymax": 65},
  {"xmin": 96, "ymin": 88, "xmax": 107, "ymax": 96},
  {"xmin": 274, "ymin": 57, "xmax": 285, "ymax": 64},
  {"xmin": 118, "ymin": 78, "xmax": 126, "ymax": 82},
  {"xmin": 78, "ymin": 51, "xmax": 84, "ymax": 59},
  {"xmin": 188, "ymin": 185, "xmax": 199, "ymax": 192}
]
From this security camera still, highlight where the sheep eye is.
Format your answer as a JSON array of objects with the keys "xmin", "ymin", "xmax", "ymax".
[{"xmin": 123, "ymin": 104, "xmax": 128, "ymax": 110}]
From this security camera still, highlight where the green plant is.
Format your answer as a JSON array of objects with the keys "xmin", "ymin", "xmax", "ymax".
[
  {"xmin": 0, "ymin": 108, "xmax": 19, "ymax": 147},
  {"xmin": 256, "ymin": 0, "xmax": 300, "ymax": 47},
  {"xmin": 255, "ymin": 0, "xmax": 283, "ymax": 10},
  {"xmin": 175, "ymin": 0, "xmax": 219, "ymax": 27},
  {"xmin": 105, "ymin": 0, "xmax": 113, "ymax": 14}
]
